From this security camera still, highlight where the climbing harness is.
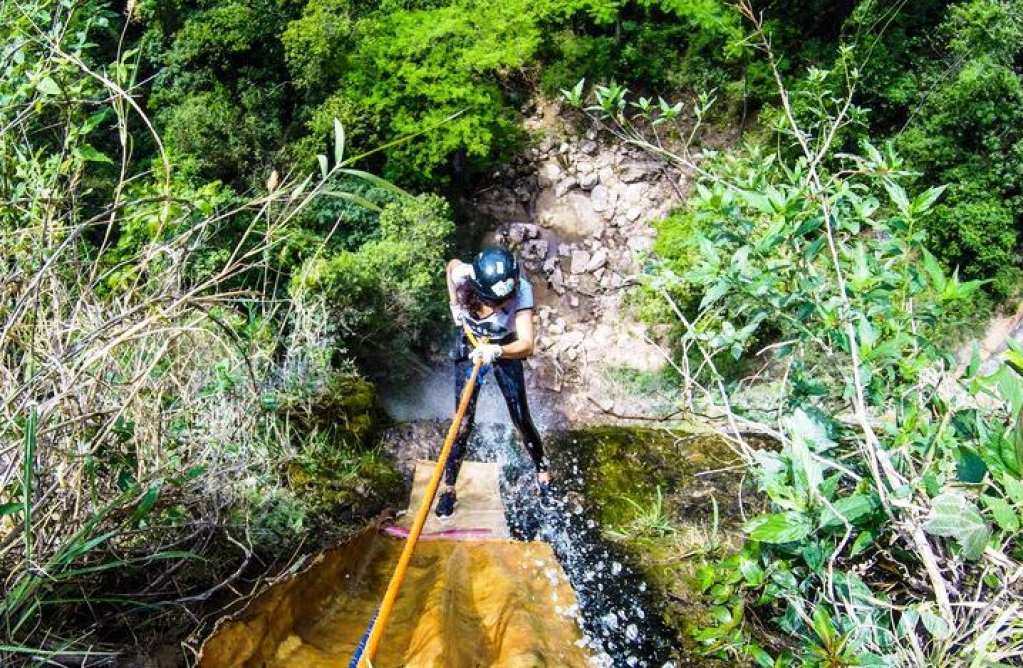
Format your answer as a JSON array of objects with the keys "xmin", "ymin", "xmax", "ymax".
[
  {"xmin": 462, "ymin": 325, "xmax": 493, "ymax": 383},
  {"xmin": 350, "ymin": 355, "xmax": 485, "ymax": 668}
]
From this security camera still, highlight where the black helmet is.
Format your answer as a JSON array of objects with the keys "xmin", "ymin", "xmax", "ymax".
[{"xmin": 470, "ymin": 247, "xmax": 518, "ymax": 302}]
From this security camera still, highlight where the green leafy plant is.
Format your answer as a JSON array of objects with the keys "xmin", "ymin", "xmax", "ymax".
[{"xmin": 574, "ymin": 2, "xmax": 1023, "ymax": 662}]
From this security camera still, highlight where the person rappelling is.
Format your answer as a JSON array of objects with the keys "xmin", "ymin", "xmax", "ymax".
[{"xmin": 437, "ymin": 246, "xmax": 550, "ymax": 517}]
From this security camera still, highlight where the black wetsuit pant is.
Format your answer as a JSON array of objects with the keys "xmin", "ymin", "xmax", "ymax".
[{"xmin": 446, "ymin": 346, "xmax": 548, "ymax": 486}]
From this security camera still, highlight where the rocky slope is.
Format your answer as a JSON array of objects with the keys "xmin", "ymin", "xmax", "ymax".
[{"xmin": 469, "ymin": 107, "xmax": 687, "ymax": 422}]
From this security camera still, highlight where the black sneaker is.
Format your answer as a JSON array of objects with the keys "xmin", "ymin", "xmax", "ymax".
[{"xmin": 435, "ymin": 489, "xmax": 457, "ymax": 518}]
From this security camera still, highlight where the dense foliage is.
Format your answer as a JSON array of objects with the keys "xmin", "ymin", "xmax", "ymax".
[
  {"xmin": 6, "ymin": 0, "xmax": 1023, "ymax": 662},
  {"xmin": 131, "ymin": 0, "xmax": 1023, "ymax": 294},
  {"xmin": 571, "ymin": 8, "xmax": 1023, "ymax": 661}
]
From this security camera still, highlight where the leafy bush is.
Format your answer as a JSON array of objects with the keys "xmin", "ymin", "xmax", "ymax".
[
  {"xmin": 575, "ymin": 14, "xmax": 1023, "ymax": 661},
  {"xmin": 658, "ymin": 138, "xmax": 1023, "ymax": 665},
  {"xmin": 0, "ymin": 4, "xmax": 404, "ymax": 657},
  {"xmin": 291, "ymin": 193, "xmax": 455, "ymax": 375},
  {"xmin": 897, "ymin": 60, "xmax": 1023, "ymax": 293}
]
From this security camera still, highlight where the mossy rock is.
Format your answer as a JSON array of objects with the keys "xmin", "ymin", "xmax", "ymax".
[
  {"xmin": 549, "ymin": 425, "xmax": 750, "ymax": 663},
  {"xmin": 271, "ymin": 370, "xmax": 382, "ymax": 448},
  {"xmin": 287, "ymin": 448, "xmax": 402, "ymax": 516},
  {"xmin": 550, "ymin": 426, "xmax": 744, "ymax": 529}
]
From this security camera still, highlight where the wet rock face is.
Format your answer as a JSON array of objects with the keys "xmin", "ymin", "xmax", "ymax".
[{"xmin": 473, "ymin": 124, "xmax": 686, "ymax": 422}]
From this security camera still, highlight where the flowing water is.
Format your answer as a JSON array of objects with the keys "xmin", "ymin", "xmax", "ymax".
[
  {"xmin": 381, "ymin": 367, "xmax": 680, "ymax": 667},
  {"xmin": 473, "ymin": 425, "xmax": 677, "ymax": 667}
]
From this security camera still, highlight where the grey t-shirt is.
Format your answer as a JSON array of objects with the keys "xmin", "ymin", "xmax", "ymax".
[{"xmin": 452, "ymin": 262, "xmax": 534, "ymax": 341}]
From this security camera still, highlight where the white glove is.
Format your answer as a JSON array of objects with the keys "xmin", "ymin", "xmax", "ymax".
[
  {"xmin": 469, "ymin": 344, "xmax": 503, "ymax": 366},
  {"xmin": 450, "ymin": 303, "xmax": 467, "ymax": 326}
]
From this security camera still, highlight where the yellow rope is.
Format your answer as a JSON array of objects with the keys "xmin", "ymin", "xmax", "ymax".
[{"xmin": 357, "ymin": 355, "xmax": 484, "ymax": 667}]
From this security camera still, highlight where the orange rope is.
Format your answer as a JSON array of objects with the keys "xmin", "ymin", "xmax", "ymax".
[{"xmin": 358, "ymin": 359, "xmax": 483, "ymax": 667}]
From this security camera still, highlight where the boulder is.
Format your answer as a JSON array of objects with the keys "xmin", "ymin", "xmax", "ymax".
[
  {"xmin": 619, "ymin": 161, "xmax": 653, "ymax": 183},
  {"xmin": 554, "ymin": 176, "xmax": 578, "ymax": 198},
  {"xmin": 585, "ymin": 248, "xmax": 608, "ymax": 273},
  {"xmin": 507, "ymin": 223, "xmax": 529, "ymax": 244},
  {"xmin": 560, "ymin": 330, "xmax": 586, "ymax": 349},
  {"xmin": 627, "ymin": 235, "xmax": 655, "ymax": 252},
  {"xmin": 625, "ymin": 182, "xmax": 647, "ymax": 206},
  {"xmin": 550, "ymin": 268, "xmax": 566, "ymax": 294},
  {"xmin": 578, "ymin": 171, "xmax": 600, "ymax": 190},
  {"xmin": 520, "ymin": 239, "xmax": 548, "ymax": 261},
  {"xmin": 570, "ymin": 249, "xmax": 592, "ymax": 274},
  {"xmin": 590, "ymin": 184, "xmax": 617, "ymax": 215}
]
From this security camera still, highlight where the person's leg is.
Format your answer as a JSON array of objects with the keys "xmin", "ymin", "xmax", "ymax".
[
  {"xmin": 494, "ymin": 358, "xmax": 549, "ymax": 482},
  {"xmin": 445, "ymin": 357, "xmax": 481, "ymax": 487}
]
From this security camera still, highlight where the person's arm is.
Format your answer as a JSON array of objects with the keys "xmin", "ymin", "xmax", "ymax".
[
  {"xmin": 497, "ymin": 309, "xmax": 535, "ymax": 359},
  {"xmin": 446, "ymin": 259, "xmax": 468, "ymax": 324},
  {"xmin": 446, "ymin": 259, "xmax": 463, "ymax": 304}
]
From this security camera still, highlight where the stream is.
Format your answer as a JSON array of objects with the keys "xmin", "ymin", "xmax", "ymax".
[{"xmin": 381, "ymin": 367, "xmax": 685, "ymax": 667}]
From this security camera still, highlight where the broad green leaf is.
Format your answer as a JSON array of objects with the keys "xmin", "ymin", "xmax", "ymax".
[
  {"xmin": 785, "ymin": 408, "xmax": 836, "ymax": 453},
  {"xmin": 924, "ymin": 492, "xmax": 990, "ymax": 560},
  {"xmin": 1002, "ymin": 475, "xmax": 1023, "ymax": 505},
  {"xmin": 740, "ymin": 190, "xmax": 772, "ymax": 214},
  {"xmin": 920, "ymin": 248, "xmax": 945, "ymax": 292},
  {"xmin": 919, "ymin": 607, "xmax": 951, "ymax": 640},
  {"xmin": 883, "ymin": 179, "xmax": 911, "ymax": 217},
  {"xmin": 793, "ymin": 216, "xmax": 823, "ymax": 237},
  {"xmin": 966, "ymin": 343, "xmax": 982, "ymax": 378},
  {"xmin": 74, "ymin": 145, "xmax": 114, "ymax": 164},
  {"xmin": 745, "ymin": 642, "xmax": 773, "ymax": 668},
  {"xmin": 36, "ymin": 76, "xmax": 61, "ymax": 96},
  {"xmin": 818, "ymin": 494, "xmax": 876, "ymax": 529},
  {"xmin": 849, "ymin": 529, "xmax": 875, "ymax": 557},
  {"xmin": 1013, "ymin": 408, "xmax": 1023, "ymax": 473},
  {"xmin": 910, "ymin": 185, "xmax": 947, "ymax": 216},
  {"xmin": 811, "ymin": 606, "xmax": 834, "ymax": 645},
  {"xmin": 699, "ymin": 280, "xmax": 730, "ymax": 310},
  {"xmin": 981, "ymin": 494, "xmax": 1019, "ymax": 532},
  {"xmin": 745, "ymin": 512, "xmax": 813, "ymax": 544},
  {"xmin": 1006, "ymin": 339, "xmax": 1023, "ymax": 377},
  {"xmin": 738, "ymin": 555, "xmax": 765, "ymax": 585},
  {"xmin": 955, "ymin": 448, "xmax": 987, "ymax": 483},
  {"xmin": 0, "ymin": 502, "xmax": 22, "ymax": 517}
]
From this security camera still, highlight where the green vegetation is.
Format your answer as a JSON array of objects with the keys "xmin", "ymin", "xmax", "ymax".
[
  {"xmin": 6, "ymin": 0, "xmax": 1023, "ymax": 663},
  {"xmin": 551, "ymin": 427, "xmax": 745, "ymax": 655},
  {"xmin": 571, "ymin": 3, "xmax": 1023, "ymax": 660}
]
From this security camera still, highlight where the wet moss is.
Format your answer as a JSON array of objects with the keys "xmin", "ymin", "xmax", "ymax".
[
  {"xmin": 550, "ymin": 425, "xmax": 750, "ymax": 662},
  {"xmin": 287, "ymin": 448, "xmax": 402, "ymax": 516},
  {"xmin": 273, "ymin": 371, "xmax": 402, "ymax": 529}
]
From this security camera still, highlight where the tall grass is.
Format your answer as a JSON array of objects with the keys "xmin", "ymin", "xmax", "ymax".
[{"xmin": 0, "ymin": 2, "xmax": 392, "ymax": 660}]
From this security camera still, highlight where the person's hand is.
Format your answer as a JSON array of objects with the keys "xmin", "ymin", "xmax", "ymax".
[
  {"xmin": 450, "ymin": 303, "xmax": 467, "ymax": 326},
  {"xmin": 469, "ymin": 344, "xmax": 503, "ymax": 366}
]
